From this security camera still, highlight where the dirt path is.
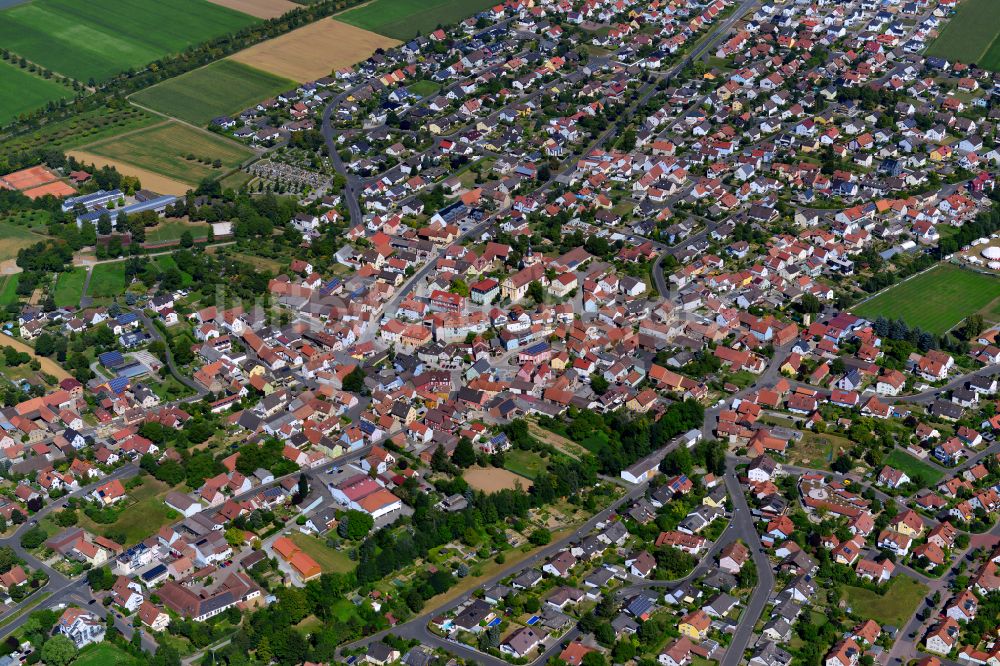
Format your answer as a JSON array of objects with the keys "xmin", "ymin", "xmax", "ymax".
[{"xmin": 0, "ymin": 335, "xmax": 72, "ymax": 381}]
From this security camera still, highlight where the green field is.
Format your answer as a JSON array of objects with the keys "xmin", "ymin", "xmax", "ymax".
[
  {"xmin": 72, "ymin": 642, "xmax": 140, "ymax": 666},
  {"xmin": 131, "ymin": 60, "xmax": 295, "ymax": 126},
  {"xmin": 337, "ymin": 0, "xmax": 497, "ymax": 40},
  {"xmin": 503, "ymin": 449, "xmax": 548, "ymax": 480},
  {"xmin": 853, "ymin": 264, "xmax": 1000, "ymax": 335},
  {"xmin": 926, "ymin": 0, "xmax": 1000, "ymax": 69},
  {"xmin": 0, "ymin": 275, "xmax": 19, "ymax": 306},
  {"xmin": 146, "ymin": 220, "xmax": 211, "ymax": 244},
  {"xmin": 83, "ymin": 121, "xmax": 254, "ymax": 187},
  {"xmin": 408, "ymin": 79, "xmax": 441, "ymax": 98},
  {"xmin": 0, "ymin": 220, "xmax": 43, "ymax": 262},
  {"xmin": 77, "ymin": 478, "xmax": 176, "ymax": 546},
  {"xmin": 0, "ymin": 0, "xmax": 258, "ymax": 82},
  {"xmin": 841, "ymin": 576, "xmax": 928, "ymax": 627},
  {"xmin": 0, "ymin": 58, "xmax": 71, "ymax": 123},
  {"xmin": 288, "ymin": 531, "xmax": 357, "ymax": 573},
  {"xmin": 87, "ymin": 262, "xmax": 126, "ymax": 299},
  {"xmin": 52, "ymin": 267, "xmax": 86, "ymax": 308},
  {"xmin": 884, "ymin": 449, "xmax": 944, "ymax": 485}
]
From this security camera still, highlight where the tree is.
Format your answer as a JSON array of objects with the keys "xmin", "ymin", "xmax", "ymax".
[
  {"xmin": 342, "ymin": 366, "xmax": 365, "ymax": 394},
  {"xmin": 529, "ymin": 528, "xmax": 551, "ymax": 546},
  {"xmin": 527, "ymin": 280, "xmax": 545, "ymax": 303},
  {"xmin": 180, "ymin": 230, "xmax": 194, "ymax": 248},
  {"xmin": 19, "ymin": 526, "xmax": 46, "ymax": 550},
  {"xmin": 590, "ymin": 373, "xmax": 609, "ymax": 395},
  {"xmin": 224, "ymin": 527, "xmax": 245, "ymax": 547},
  {"xmin": 338, "ymin": 510, "xmax": 373, "ymax": 540},
  {"xmin": 40, "ymin": 634, "xmax": 76, "ymax": 666},
  {"xmin": 451, "ymin": 437, "xmax": 476, "ymax": 468}
]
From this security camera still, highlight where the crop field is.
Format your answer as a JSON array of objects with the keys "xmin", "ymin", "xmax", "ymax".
[
  {"xmin": 206, "ymin": 0, "xmax": 297, "ymax": 19},
  {"xmin": 0, "ymin": 0, "xmax": 258, "ymax": 82},
  {"xmin": 0, "ymin": 106, "xmax": 157, "ymax": 160},
  {"xmin": 0, "ymin": 59, "xmax": 71, "ymax": 123},
  {"xmin": 230, "ymin": 17, "xmax": 399, "ymax": 81},
  {"xmin": 337, "ymin": 0, "xmax": 496, "ymax": 41},
  {"xmin": 73, "ymin": 121, "xmax": 254, "ymax": 190},
  {"xmin": 852, "ymin": 264, "xmax": 1000, "ymax": 335},
  {"xmin": 131, "ymin": 60, "xmax": 295, "ymax": 126},
  {"xmin": 926, "ymin": 0, "xmax": 1000, "ymax": 69}
]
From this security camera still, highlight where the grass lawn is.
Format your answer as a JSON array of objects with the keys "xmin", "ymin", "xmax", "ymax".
[
  {"xmin": 152, "ymin": 254, "xmax": 194, "ymax": 287},
  {"xmin": 337, "ymin": 0, "xmax": 498, "ymax": 40},
  {"xmin": 131, "ymin": 60, "xmax": 295, "ymax": 126},
  {"xmin": 72, "ymin": 642, "xmax": 140, "ymax": 666},
  {"xmin": 330, "ymin": 598, "xmax": 360, "ymax": 622},
  {"xmin": 0, "ymin": 59, "xmax": 71, "ymax": 123},
  {"xmin": 0, "ymin": 0, "xmax": 258, "ymax": 82},
  {"xmin": 926, "ymin": 0, "xmax": 1000, "ymax": 68},
  {"xmin": 82, "ymin": 121, "xmax": 253, "ymax": 187},
  {"xmin": 852, "ymin": 264, "xmax": 1000, "ymax": 335},
  {"xmin": 408, "ymin": 79, "xmax": 440, "ymax": 98},
  {"xmin": 0, "ymin": 275, "xmax": 19, "ymax": 306},
  {"xmin": 146, "ymin": 219, "xmax": 211, "ymax": 244},
  {"xmin": 503, "ymin": 449, "xmax": 548, "ymax": 480},
  {"xmin": 77, "ymin": 477, "xmax": 177, "ymax": 546},
  {"xmin": 2, "ymin": 209, "xmax": 51, "ymax": 231},
  {"xmin": 0, "ymin": 220, "xmax": 43, "ymax": 262},
  {"xmin": 787, "ymin": 431, "xmax": 853, "ymax": 470},
  {"xmin": 87, "ymin": 262, "xmax": 127, "ymax": 299},
  {"xmin": 288, "ymin": 532, "xmax": 357, "ymax": 573},
  {"xmin": 841, "ymin": 576, "xmax": 928, "ymax": 627},
  {"xmin": 52, "ymin": 267, "xmax": 87, "ymax": 308},
  {"xmin": 884, "ymin": 449, "xmax": 944, "ymax": 485}
]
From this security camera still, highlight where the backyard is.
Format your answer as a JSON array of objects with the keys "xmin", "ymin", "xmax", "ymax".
[
  {"xmin": 288, "ymin": 531, "xmax": 356, "ymax": 574},
  {"xmin": 786, "ymin": 431, "xmax": 854, "ymax": 470},
  {"xmin": 77, "ymin": 477, "xmax": 178, "ymax": 545}
]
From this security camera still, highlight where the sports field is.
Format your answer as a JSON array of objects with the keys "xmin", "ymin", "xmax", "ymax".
[
  {"xmin": 926, "ymin": 0, "xmax": 1000, "ymax": 69},
  {"xmin": 0, "ymin": 58, "xmax": 71, "ymax": 123},
  {"xmin": 74, "ymin": 121, "xmax": 254, "ymax": 189},
  {"xmin": 337, "ymin": 0, "xmax": 495, "ymax": 40},
  {"xmin": 853, "ymin": 264, "xmax": 1000, "ymax": 335},
  {"xmin": 0, "ymin": 0, "xmax": 258, "ymax": 82},
  {"xmin": 131, "ymin": 60, "xmax": 295, "ymax": 126},
  {"xmin": 230, "ymin": 17, "xmax": 399, "ymax": 81}
]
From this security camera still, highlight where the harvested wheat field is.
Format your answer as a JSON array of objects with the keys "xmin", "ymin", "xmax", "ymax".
[
  {"xmin": 229, "ymin": 18, "xmax": 399, "ymax": 81},
  {"xmin": 67, "ymin": 151, "xmax": 192, "ymax": 196},
  {"xmin": 206, "ymin": 0, "xmax": 298, "ymax": 18},
  {"xmin": 464, "ymin": 466, "xmax": 533, "ymax": 492}
]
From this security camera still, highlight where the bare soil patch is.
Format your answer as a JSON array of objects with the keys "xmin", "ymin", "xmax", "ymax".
[
  {"xmin": 229, "ymin": 18, "xmax": 399, "ymax": 81},
  {"xmin": 205, "ymin": 0, "xmax": 298, "ymax": 18},
  {"xmin": 464, "ymin": 466, "xmax": 533, "ymax": 492},
  {"xmin": 66, "ymin": 151, "xmax": 192, "ymax": 196}
]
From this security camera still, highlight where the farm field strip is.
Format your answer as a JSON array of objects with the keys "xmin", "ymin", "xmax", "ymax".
[
  {"xmin": 926, "ymin": 0, "xmax": 1000, "ymax": 67},
  {"xmin": 0, "ymin": 0, "xmax": 258, "ymax": 82},
  {"xmin": 0, "ymin": 58, "xmax": 72, "ymax": 123},
  {"xmin": 130, "ymin": 59, "xmax": 295, "ymax": 126},
  {"xmin": 229, "ymin": 17, "xmax": 400, "ymax": 81},
  {"xmin": 205, "ymin": 0, "xmax": 298, "ymax": 19},
  {"xmin": 336, "ymin": 0, "xmax": 497, "ymax": 41}
]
